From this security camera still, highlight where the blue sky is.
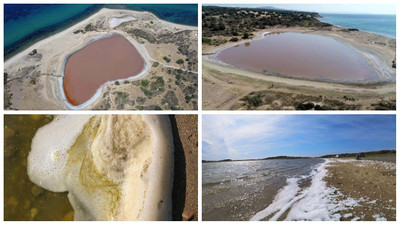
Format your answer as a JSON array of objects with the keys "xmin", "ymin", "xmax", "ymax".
[
  {"xmin": 206, "ymin": 4, "xmax": 396, "ymax": 15},
  {"xmin": 202, "ymin": 115, "xmax": 396, "ymax": 160}
]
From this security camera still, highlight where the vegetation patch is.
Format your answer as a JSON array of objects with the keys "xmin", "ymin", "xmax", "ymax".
[
  {"xmin": 162, "ymin": 91, "xmax": 179, "ymax": 108},
  {"xmin": 127, "ymin": 29, "xmax": 157, "ymax": 43}
]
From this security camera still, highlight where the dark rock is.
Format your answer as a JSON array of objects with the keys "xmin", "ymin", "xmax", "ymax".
[{"xmin": 28, "ymin": 49, "xmax": 37, "ymax": 56}]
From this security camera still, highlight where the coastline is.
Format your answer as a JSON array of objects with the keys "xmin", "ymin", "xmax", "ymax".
[
  {"xmin": 5, "ymin": 8, "xmax": 197, "ymax": 66},
  {"xmin": 317, "ymin": 13, "xmax": 396, "ymax": 38},
  {"xmin": 250, "ymin": 157, "xmax": 395, "ymax": 221},
  {"xmin": 4, "ymin": 5, "xmax": 103, "ymax": 61},
  {"xmin": 5, "ymin": 8, "xmax": 198, "ymax": 110},
  {"xmin": 5, "ymin": 5, "xmax": 198, "ymax": 60}
]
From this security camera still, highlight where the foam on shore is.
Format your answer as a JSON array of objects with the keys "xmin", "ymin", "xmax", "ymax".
[
  {"xmin": 250, "ymin": 159, "xmax": 361, "ymax": 221},
  {"xmin": 27, "ymin": 115, "xmax": 173, "ymax": 220}
]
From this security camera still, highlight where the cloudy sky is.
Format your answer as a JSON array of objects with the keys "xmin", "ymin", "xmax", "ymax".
[
  {"xmin": 202, "ymin": 115, "xmax": 396, "ymax": 160},
  {"xmin": 207, "ymin": 4, "xmax": 396, "ymax": 15}
]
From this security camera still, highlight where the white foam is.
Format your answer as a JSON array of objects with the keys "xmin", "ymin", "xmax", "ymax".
[
  {"xmin": 108, "ymin": 16, "xmax": 137, "ymax": 28},
  {"xmin": 28, "ymin": 115, "xmax": 93, "ymax": 192},
  {"xmin": 250, "ymin": 177, "xmax": 301, "ymax": 221},
  {"xmin": 373, "ymin": 214, "xmax": 387, "ymax": 221},
  {"xmin": 27, "ymin": 115, "xmax": 174, "ymax": 221},
  {"xmin": 250, "ymin": 159, "xmax": 363, "ymax": 221},
  {"xmin": 344, "ymin": 213, "xmax": 352, "ymax": 218}
]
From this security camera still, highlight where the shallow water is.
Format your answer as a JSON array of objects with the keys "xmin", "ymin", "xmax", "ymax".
[
  {"xmin": 4, "ymin": 4, "xmax": 197, "ymax": 59},
  {"xmin": 202, "ymin": 158, "xmax": 324, "ymax": 221},
  {"xmin": 4, "ymin": 115, "xmax": 74, "ymax": 221},
  {"xmin": 217, "ymin": 32, "xmax": 379, "ymax": 82},
  {"xmin": 319, "ymin": 13, "xmax": 396, "ymax": 38},
  {"xmin": 63, "ymin": 34, "xmax": 144, "ymax": 106}
]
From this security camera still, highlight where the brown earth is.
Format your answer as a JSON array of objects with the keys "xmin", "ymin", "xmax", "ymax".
[
  {"xmin": 325, "ymin": 159, "xmax": 396, "ymax": 221},
  {"xmin": 170, "ymin": 115, "xmax": 198, "ymax": 221}
]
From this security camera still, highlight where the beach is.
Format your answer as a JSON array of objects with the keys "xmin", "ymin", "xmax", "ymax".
[
  {"xmin": 202, "ymin": 155, "xmax": 395, "ymax": 221},
  {"xmin": 324, "ymin": 158, "xmax": 396, "ymax": 221},
  {"xmin": 203, "ymin": 26, "xmax": 396, "ymax": 110},
  {"xmin": 5, "ymin": 8, "xmax": 198, "ymax": 110}
]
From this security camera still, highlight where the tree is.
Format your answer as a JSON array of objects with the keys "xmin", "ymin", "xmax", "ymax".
[{"xmin": 229, "ymin": 37, "xmax": 239, "ymax": 42}]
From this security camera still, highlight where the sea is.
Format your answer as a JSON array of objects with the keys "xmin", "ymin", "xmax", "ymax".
[
  {"xmin": 4, "ymin": 4, "xmax": 198, "ymax": 59},
  {"xmin": 202, "ymin": 158, "xmax": 325, "ymax": 221},
  {"xmin": 318, "ymin": 13, "xmax": 396, "ymax": 38}
]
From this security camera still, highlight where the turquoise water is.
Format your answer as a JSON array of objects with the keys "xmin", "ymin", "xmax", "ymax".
[
  {"xmin": 4, "ymin": 4, "xmax": 96, "ymax": 50},
  {"xmin": 319, "ymin": 13, "xmax": 396, "ymax": 38},
  {"xmin": 4, "ymin": 4, "xmax": 198, "ymax": 59}
]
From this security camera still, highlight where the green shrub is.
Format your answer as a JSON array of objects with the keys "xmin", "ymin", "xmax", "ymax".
[
  {"xmin": 163, "ymin": 56, "xmax": 171, "ymax": 63},
  {"xmin": 141, "ymin": 80, "xmax": 149, "ymax": 88}
]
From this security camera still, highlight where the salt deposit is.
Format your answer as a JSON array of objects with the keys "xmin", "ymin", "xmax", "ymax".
[{"xmin": 108, "ymin": 16, "xmax": 137, "ymax": 28}]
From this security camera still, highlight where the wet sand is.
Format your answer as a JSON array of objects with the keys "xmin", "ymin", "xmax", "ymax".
[
  {"xmin": 325, "ymin": 158, "xmax": 396, "ymax": 221},
  {"xmin": 63, "ymin": 34, "xmax": 144, "ymax": 106},
  {"xmin": 171, "ymin": 115, "xmax": 198, "ymax": 221},
  {"xmin": 217, "ymin": 32, "xmax": 380, "ymax": 82}
]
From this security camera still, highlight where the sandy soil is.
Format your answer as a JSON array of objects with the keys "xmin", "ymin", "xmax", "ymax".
[
  {"xmin": 325, "ymin": 159, "xmax": 396, "ymax": 221},
  {"xmin": 203, "ymin": 27, "xmax": 395, "ymax": 110},
  {"xmin": 5, "ymin": 8, "xmax": 198, "ymax": 110},
  {"xmin": 171, "ymin": 115, "xmax": 198, "ymax": 221}
]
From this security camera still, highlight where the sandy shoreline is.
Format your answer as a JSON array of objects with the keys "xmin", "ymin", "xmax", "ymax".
[
  {"xmin": 203, "ymin": 26, "xmax": 395, "ymax": 110},
  {"xmin": 5, "ymin": 8, "xmax": 198, "ymax": 110},
  {"xmin": 6, "ymin": 8, "xmax": 196, "ymax": 65},
  {"xmin": 204, "ymin": 27, "xmax": 395, "ymax": 83},
  {"xmin": 248, "ymin": 157, "xmax": 395, "ymax": 221},
  {"xmin": 324, "ymin": 158, "xmax": 396, "ymax": 221}
]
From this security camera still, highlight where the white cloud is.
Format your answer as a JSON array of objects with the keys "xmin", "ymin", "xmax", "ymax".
[{"xmin": 203, "ymin": 115, "xmax": 292, "ymax": 160}]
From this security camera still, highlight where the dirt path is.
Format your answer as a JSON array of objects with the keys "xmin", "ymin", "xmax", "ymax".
[{"xmin": 203, "ymin": 59, "xmax": 395, "ymax": 110}]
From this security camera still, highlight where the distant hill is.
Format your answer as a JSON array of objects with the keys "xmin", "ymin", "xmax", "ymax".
[
  {"xmin": 202, "ymin": 150, "xmax": 396, "ymax": 163},
  {"xmin": 320, "ymin": 150, "xmax": 396, "ymax": 158},
  {"xmin": 202, "ymin": 155, "xmax": 310, "ymax": 163}
]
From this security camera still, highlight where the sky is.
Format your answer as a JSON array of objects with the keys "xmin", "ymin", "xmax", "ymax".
[
  {"xmin": 202, "ymin": 115, "xmax": 396, "ymax": 160},
  {"xmin": 207, "ymin": 4, "xmax": 396, "ymax": 15}
]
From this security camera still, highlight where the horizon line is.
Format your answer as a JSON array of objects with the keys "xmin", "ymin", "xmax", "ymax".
[
  {"xmin": 203, "ymin": 149, "xmax": 396, "ymax": 161},
  {"xmin": 202, "ymin": 5, "xmax": 396, "ymax": 16}
]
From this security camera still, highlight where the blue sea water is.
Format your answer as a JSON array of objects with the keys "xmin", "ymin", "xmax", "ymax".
[
  {"xmin": 4, "ymin": 4, "xmax": 198, "ymax": 59},
  {"xmin": 319, "ymin": 13, "xmax": 396, "ymax": 38}
]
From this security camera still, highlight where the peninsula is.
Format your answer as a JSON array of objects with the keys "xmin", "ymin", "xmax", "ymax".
[{"xmin": 5, "ymin": 8, "xmax": 198, "ymax": 110}]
